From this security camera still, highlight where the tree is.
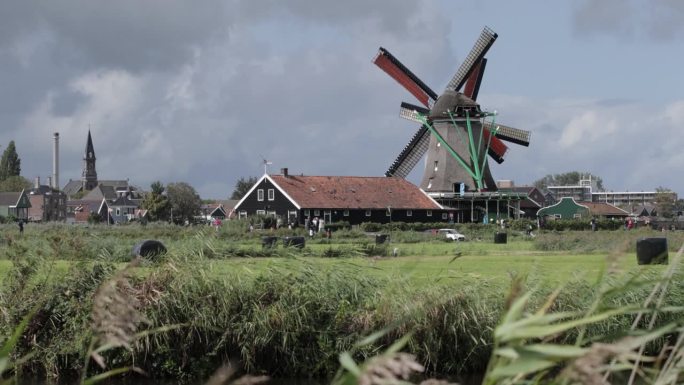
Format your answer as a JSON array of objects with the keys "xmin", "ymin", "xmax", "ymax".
[
  {"xmin": 654, "ymin": 187, "xmax": 676, "ymax": 219},
  {"xmin": 166, "ymin": 182, "xmax": 201, "ymax": 224},
  {"xmin": 0, "ymin": 176, "xmax": 31, "ymax": 192},
  {"xmin": 0, "ymin": 141, "xmax": 21, "ymax": 181},
  {"xmin": 533, "ymin": 171, "xmax": 604, "ymax": 191},
  {"xmin": 230, "ymin": 176, "xmax": 257, "ymax": 200},
  {"xmin": 141, "ymin": 181, "xmax": 171, "ymax": 221}
]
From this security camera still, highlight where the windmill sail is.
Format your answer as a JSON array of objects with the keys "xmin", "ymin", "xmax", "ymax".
[
  {"xmin": 373, "ymin": 48, "xmax": 437, "ymax": 108},
  {"xmin": 445, "ymin": 27, "xmax": 498, "ymax": 92},
  {"xmin": 385, "ymin": 126, "xmax": 430, "ymax": 178},
  {"xmin": 484, "ymin": 121, "xmax": 531, "ymax": 147}
]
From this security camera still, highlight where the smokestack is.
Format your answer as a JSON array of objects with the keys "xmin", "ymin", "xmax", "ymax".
[
  {"xmin": 34, "ymin": 176, "xmax": 40, "ymax": 189},
  {"xmin": 53, "ymin": 132, "xmax": 59, "ymax": 189},
  {"xmin": 47, "ymin": 176, "xmax": 52, "ymax": 188},
  {"xmin": 281, "ymin": 168, "xmax": 288, "ymax": 177}
]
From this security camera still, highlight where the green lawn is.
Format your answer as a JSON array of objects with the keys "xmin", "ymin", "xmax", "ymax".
[{"xmin": 1, "ymin": 237, "xmax": 666, "ymax": 292}]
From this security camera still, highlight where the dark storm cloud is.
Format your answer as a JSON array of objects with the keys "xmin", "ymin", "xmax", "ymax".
[
  {"xmin": 572, "ymin": 0, "xmax": 684, "ymax": 40},
  {"xmin": 0, "ymin": 0, "xmax": 231, "ymax": 73}
]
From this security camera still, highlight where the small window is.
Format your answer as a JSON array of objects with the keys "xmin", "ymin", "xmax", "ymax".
[
  {"xmin": 314, "ymin": 209, "xmax": 320, "ymax": 216},
  {"xmin": 406, "ymin": 210, "xmax": 412, "ymax": 217},
  {"xmin": 427, "ymin": 178, "xmax": 433, "ymax": 189},
  {"xmin": 442, "ymin": 213, "xmax": 448, "ymax": 220},
  {"xmin": 116, "ymin": 208, "xmax": 120, "ymax": 216},
  {"xmin": 268, "ymin": 211, "xmax": 276, "ymax": 217},
  {"xmin": 343, "ymin": 210, "xmax": 349, "ymax": 217},
  {"xmin": 554, "ymin": 214, "xmax": 561, "ymax": 219},
  {"xmin": 257, "ymin": 210, "xmax": 265, "ymax": 215},
  {"xmin": 257, "ymin": 189, "xmax": 264, "ymax": 201},
  {"xmin": 365, "ymin": 210, "xmax": 371, "ymax": 217},
  {"xmin": 304, "ymin": 209, "xmax": 310, "ymax": 216},
  {"xmin": 427, "ymin": 210, "xmax": 432, "ymax": 217},
  {"xmin": 433, "ymin": 161, "xmax": 438, "ymax": 172},
  {"xmin": 573, "ymin": 213, "xmax": 582, "ymax": 219},
  {"xmin": 239, "ymin": 211, "xmax": 247, "ymax": 219},
  {"xmin": 268, "ymin": 189, "xmax": 274, "ymax": 201},
  {"xmin": 386, "ymin": 209, "xmax": 391, "ymax": 217}
]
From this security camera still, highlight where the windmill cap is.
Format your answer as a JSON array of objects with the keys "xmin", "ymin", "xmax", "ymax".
[{"xmin": 429, "ymin": 90, "xmax": 481, "ymax": 120}]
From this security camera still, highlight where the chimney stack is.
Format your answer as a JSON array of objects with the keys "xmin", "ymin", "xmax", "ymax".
[
  {"xmin": 34, "ymin": 176, "xmax": 40, "ymax": 189},
  {"xmin": 281, "ymin": 168, "xmax": 289, "ymax": 177},
  {"xmin": 47, "ymin": 176, "xmax": 52, "ymax": 188},
  {"xmin": 52, "ymin": 132, "xmax": 59, "ymax": 190}
]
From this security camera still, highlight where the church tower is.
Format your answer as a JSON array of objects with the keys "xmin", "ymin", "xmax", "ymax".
[{"xmin": 82, "ymin": 130, "xmax": 98, "ymax": 190}]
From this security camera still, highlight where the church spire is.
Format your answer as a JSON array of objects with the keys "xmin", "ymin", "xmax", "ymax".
[{"xmin": 82, "ymin": 129, "xmax": 98, "ymax": 190}]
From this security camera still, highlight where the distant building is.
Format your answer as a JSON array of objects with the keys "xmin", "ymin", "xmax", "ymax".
[
  {"xmin": 538, "ymin": 197, "xmax": 628, "ymax": 220},
  {"xmin": 0, "ymin": 190, "xmax": 31, "ymax": 221},
  {"xmin": 27, "ymin": 177, "xmax": 66, "ymax": 222},
  {"xmin": 546, "ymin": 177, "xmax": 677, "ymax": 208}
]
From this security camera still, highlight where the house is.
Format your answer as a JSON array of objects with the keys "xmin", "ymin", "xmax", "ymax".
[
  {"xmin": 109, "ymin": 196, "xmax": 139, "ymax": 223},
  {"xmin": 537, "ymin": 197, "xmax": 628, "ymax": 220},
  {"xmin": 67, "ymin": 198, "xmax": 110, "ymax": 224},
  {"xmin": 233, "ymin": 171, "xmax": 445, "ymax": 225},
  {"xmin": 27, "ymin": 178, "xmax": 67, "ymax": 222},
  {"xmin": 201, "ymin": 202, "xmax": 227, "ymax": 222},
  {"xmin": 497, "ymin": 185, "xmax": 545, "ymax": 218},
  {"xmin": 0, "ymin": 190, "xmax": 31, "ymax": 221}
]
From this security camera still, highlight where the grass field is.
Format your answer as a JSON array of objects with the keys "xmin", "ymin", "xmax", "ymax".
[{"xmin": 1, "ymin": 223, "xmax": 681, "ymax": 382}]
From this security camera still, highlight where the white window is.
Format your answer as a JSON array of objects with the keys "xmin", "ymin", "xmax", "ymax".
[
  {"xmin": 268, "ymin": 189, "xmax": 274, "ymax": 201},
  {"xmin": 239, "ymin": 211, "xmax": 247, "ymax": 219},
  {"xmin": 365, "ymin": 210, "xmax": 371, "ymax": 217},
  {"xmin": 257, "ymin": 189, "xmax": 264, "ymax": 201},
  {"xmin": 433, "ymin": 161, "xmax": 438, "ymax": 172},
  {"xmin": 304, "ymin": 209, "xmax": 310, "ymax": 216},
  {"xmin": 314, "ymin": 209, "xmax": 320, "ymax": 216},
  {"xmin": 116, "ymin": 208, "xmax": 120, "ymax": 216},
  {"xmin": 573, "ymin": 213, "xmax": 582, "ymax": 219},
  {"xmin": 406, "ymin": 210, "xmax": 412, "ymax": 217},
  {"xmin": 257, "ymin": 210, "xmax": 265, "ymax": 216},
  {"xmin": 427, "ymin": 210, "xmax": 432, "ymax": 217},
  {"xmin": 343, "ymin": 210, "xmax": 349, "ymax": 217},
  {"xmin": 442, "ymin": 213, "xmax": 448, "ymax": 220},
  {"xmin": 268, "ymin": 211, "xmax": 276, "ymax": 217}
]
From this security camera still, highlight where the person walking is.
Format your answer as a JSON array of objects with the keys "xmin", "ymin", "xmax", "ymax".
[{"xmin": 18, "ymin": 220, "xmax": 24, "ymax": 234}]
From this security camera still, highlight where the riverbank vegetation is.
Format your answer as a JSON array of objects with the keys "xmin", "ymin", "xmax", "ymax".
[{"xmin": 1, "ymin": 222, "xmax": 683, "ymax": 384}]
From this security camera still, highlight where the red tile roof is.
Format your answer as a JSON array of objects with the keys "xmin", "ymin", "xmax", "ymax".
[
  {"xmin": 269, "ymin": 175, "xmax": 441, "ymax": 210},
  {"xmin": 579, "ymin": 202, "xmax": 629, "ymax": 216}
]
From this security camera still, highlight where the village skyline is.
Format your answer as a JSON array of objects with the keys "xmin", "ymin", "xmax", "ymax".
[{"xmin": 1, "ymin": 1, "xmax": 683, "ymax": 199}]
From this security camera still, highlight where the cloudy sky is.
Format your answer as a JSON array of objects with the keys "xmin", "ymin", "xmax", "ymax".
[{"xmin": 1, "ymin": 0, "xmax": 683, "ymax": 198}]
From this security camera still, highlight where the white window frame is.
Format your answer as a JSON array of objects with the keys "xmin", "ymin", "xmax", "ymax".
[
  {"xmin": 365, "ymin": 210, "xmax": 371, "ymax": 217},
  {"xmin": 257, "ymin": 210, "xmax": 265, "ymax": 216},
  {"xmin": 268, "ymin": 189, "xmax": 274, "ymax": 201},
  {"xmin": 314, "ymin": 209, "xmax": 320, "ymax": 216},
  {"xmin": 304, "ymin": 209, "xmax": 310, "ymax": 216},
  {"xmin": 442, "ymin": 213, "xmax": 448, "ymax": 220},
  {"xmin": 427, "ymin": 210, "xmax": 432, "ymax": 217},
  {"xmin": 406, "ymin": 210, "xmax": 412, "ymax": 217},
  {"xmin": 239, "ymin": 211, "xmax": 247, "ymax": 219},
  {"xmin": 343, "ymin": 210, "xmax": 349, "ymax": 217},
  {"xmin": 116, "ymin": 208, "xmax": 120, "ymax": 216},
  {"xmin": 268, "ymin": 211, "xmax": 276, "ymax": 218},
  {"xmin": 257, "ymin": 189, "xmax": 264, "ymax": 201},
  {"xmin": 573, "ymin": 213, "xmax": 582, "ymax": 219}
]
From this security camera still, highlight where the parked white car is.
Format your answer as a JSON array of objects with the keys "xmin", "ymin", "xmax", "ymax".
[{"xmin": 438, "ymin": 228, "xmax": 465, "ymax": 241}]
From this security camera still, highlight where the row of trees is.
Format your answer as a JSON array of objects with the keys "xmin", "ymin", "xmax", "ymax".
[{"xmin": 141, "ymin": 181, "xmax": 202, "ymax": 223}]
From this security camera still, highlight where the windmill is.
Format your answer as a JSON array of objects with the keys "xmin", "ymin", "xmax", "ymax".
[{"xmin": 373, "ymin": 26, "xmax": 531, "ymax": 193}]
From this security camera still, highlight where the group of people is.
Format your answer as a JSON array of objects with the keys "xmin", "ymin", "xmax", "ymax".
[{"xmin": 305, "ymin": 216, "xmax": 331, "ymax": 238}]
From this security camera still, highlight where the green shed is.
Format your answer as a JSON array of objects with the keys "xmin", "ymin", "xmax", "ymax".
[{"xmin": 537, "ymin": 197, "xmax": 589, "ymax": 219}]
